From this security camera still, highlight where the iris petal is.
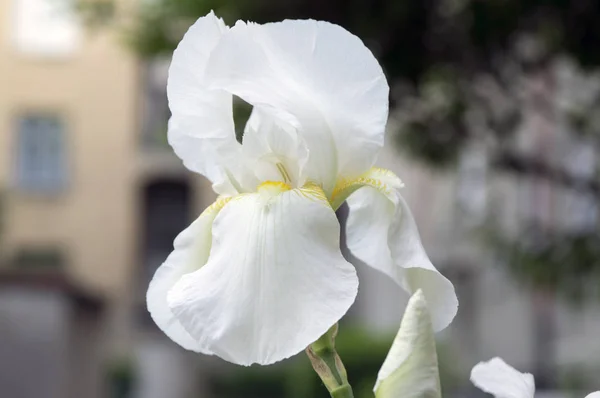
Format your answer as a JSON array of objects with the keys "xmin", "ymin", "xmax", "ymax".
[
  {"xmin": 470, "ymin": 357, "xmax": 536, "ymax": 398},
  {"xmin": 242, "ymin": 107, "xmax": 309, "ymax": 187},
  {"xmin": 344, "ymin": 168, "xmax": 458, "ymax": 331},
  {"xmin": 167, "ymin": 12, "xmax": 255, "ymax": 194},
  {"xmin": 167, "ymin": 184, "xmax": 358, "ymax": 365},
  {"xmin": 205, "ymin": 19, "xmax": 389, "ymax": 193},
  {"xmin": 147, "ymin": 197, "xmax": 231, "ymax": 352}
]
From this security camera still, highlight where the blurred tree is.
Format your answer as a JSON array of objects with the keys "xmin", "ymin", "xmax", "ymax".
[
  {"xmin": 106, "ymin": 358, "xmax": 137, "ymax": 398},
  {"xmin": 79, "ymin": 0, "xmax": 600, "ymax": 297},
  {"xmin": 489, "ymin": 225, "xmax": 600, "ymax": 303}
]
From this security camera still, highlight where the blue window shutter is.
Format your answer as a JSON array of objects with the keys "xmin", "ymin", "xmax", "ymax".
[{"xmin": 16, "ymin": 115, "xmax": 67, "ymax": 193}]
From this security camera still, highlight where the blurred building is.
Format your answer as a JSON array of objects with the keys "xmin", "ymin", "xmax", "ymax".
[{"xmin": 0, "ymin": 1, "xmax": 214, "ymax": 398}]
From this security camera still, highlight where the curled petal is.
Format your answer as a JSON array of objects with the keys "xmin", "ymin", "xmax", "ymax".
[
  {"xmin": 374, "ymin": 290, "xmax": 441, "ymax": 398},
  {"xmin": 167, "ymin": 12, "xmax": 245, "ymax": 194},
  {"xmin": 206, "ymin": 19, "xmax": 389, "ymax": 193},
  {"xmin": 470, "ymin": 357, "xmax": 536, "ymax": 398},
  {"xmin": 167, "ymin": 183, "xmax": 358, "ymax": 365},
  {"xmin": 344, "ymin": 168, "xmax": 458, "ymax": 331},
  {"xmin": 147, "ymin": 197, "xmax": 231, "ymax": 352}
]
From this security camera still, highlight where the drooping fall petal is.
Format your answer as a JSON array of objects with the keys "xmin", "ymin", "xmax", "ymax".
[
  {"xmin": 147, "ymin": 197, "xmax": 230, "ymax": 352},
  {"xmin": 343, "ymin": 168, "xmax": 458, "ymax": 331},
  {"xmin": 167, "ymin": 183, "xmax": 358, "ymax": 365}
]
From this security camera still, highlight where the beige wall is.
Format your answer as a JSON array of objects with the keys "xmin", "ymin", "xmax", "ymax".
[{"xmin": 0, "ymin": 1, "xmax": 140, "ymax": 296}]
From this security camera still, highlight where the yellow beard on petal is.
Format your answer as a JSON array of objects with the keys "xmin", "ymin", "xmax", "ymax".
[
  {"xmin": 257, "ymin": 181, "xmax": 293, "ymax": 196},
  {"xmin": 329, "ymin": 167, "xmax": 404, "ymax": 210},
  {"xmin": 255, "ymin": 180, "xmax": 330, "ymax": 208}
]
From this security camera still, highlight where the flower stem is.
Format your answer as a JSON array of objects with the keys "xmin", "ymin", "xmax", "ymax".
[
  {"xmin": 331, "ymin": 385, "xmax": 354, "ymax": 398},
  {"xmin": 306, "ymin": 324, "xmax": 354, "ymax": 398}
]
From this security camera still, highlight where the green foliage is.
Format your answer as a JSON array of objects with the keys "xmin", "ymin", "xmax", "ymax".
[
  {"xmin": 208, "ymin": 326, "xmax": 463, "ymax": 398},
  {"xmin": 209, "ymin": 327, "xmax": 391, "ymax": 398},
  {"xmin": 86, "ymin": 0, "xmax": 600, "ymax": 71},
  {"xmin": 233, "ymin": 97, "xmax": 253, "ymax": 144},
  {"xmin": 78, "ymin": 0, "xmax": 600, "ymax": 174},
  {"xmin": 78, "ymin": 0, "xmax": 600, "ymax": 177},
  {"xmin": 106, "ymin": 357, "xmax": 136, "ymax": 398},
  {"xmin": 75, "ymin": 0, "xmax": 115, "ymax": 27},
  {"xmin": 395, "ymin": 101, "xmax": 468, "ymax": 167},
  {"xmin": 487, "ymin": 226, "xmax": 600, "ymax": 304}
]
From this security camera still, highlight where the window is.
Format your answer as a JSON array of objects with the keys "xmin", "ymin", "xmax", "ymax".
[
  {"xmin": 563, "ymin": 140, "xmax": 597, "ymax": 231},
  {"xmin": 139, "ymin": 179, "xmax": 191, "ymax": 326},
  {"xmin": 12, "ymin": 246, "xmax": 65, "ymax": 269},
  {"xmin": 456, "ymin": 144, "xmax": 488, "ymax": 226},
  {"xmin": 12, "ymin": 0, "xmax": 82, "ymax": 57},
  {"xmin": 15, "ymin": 114, "xmax": 68, "ymax": 193}
]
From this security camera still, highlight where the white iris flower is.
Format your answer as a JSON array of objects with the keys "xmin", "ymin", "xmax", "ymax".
[
  {"xmin": 147, "ymin": 11, "xmax": 458, "ymax": 366},
  {"xmin": 471, "ymin": 357, "xmax": 600, "ymax": 398}
]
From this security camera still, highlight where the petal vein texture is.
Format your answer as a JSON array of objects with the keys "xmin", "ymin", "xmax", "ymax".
[
  {"xmin": 205, "ymin": 19, "xmax": 389, "ymax": 193},
  {"xmin": 345, "ymin": 168, "xmax": 458, "ymax": 331},
  {"xmin": 147, "ymin": 196, "xmax": 231, "ymax": 352},
  {"xmin": 167, "ymin": 11, "xmax": 247, "ymax": 195},
  {"xmin": 167, "ymin": 184, "xmax": 358, "ymax": 365}
]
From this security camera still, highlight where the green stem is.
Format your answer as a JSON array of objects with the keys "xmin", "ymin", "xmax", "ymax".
[
  {"xmin": 331, "ymin": 385, "xmax": 354, "ymax": 398},
  {"xmin": 306, "ymin": 325, "xmax": 354, "ymax": 398}
]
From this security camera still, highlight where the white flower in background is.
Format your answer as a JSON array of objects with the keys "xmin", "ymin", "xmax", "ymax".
[
  {"xmin": 470, "ymin": 358, "xmax": 535, "ymax": 398},
  {"xmin": 147, "ymin": 11, "xmax": 458, "ymax": 366},
  {"xmin": 374, "ymin": 290, "xmax": 442, "ymax": 398},
  {"xmin": 471, "ymin": 357, "xmax": 600, "ymax": 398}
]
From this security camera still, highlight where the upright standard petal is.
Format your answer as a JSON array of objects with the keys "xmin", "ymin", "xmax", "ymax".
[
  {"xmin": 374, "ymin": 290, "xmax": 442, "ymax": 398},
  {"xmin": 167, "ymin": 12, "xmax": 243, "ymax": 194},
  {"xmin": 147, "ymin": 197, "xmax": 231, "ymax": 352},
  {"xmin": 585, "ymin": 393, "xmax": 600, "ymax": 398},
  {"xmin": 470, "ymin": 358, "xmax": 536, "ymax": 398},
  {"xmin": 167, "ymin": 183, "xmax": 359, "ymax": 365},
  {"xmin": 241, "ymin": 107, "xmax": 308, "ymax": 187},
  {"xmin": 205, "ymin": 19, "xmax": 389, "ymax": 193},
  {"xmin": 343, "ymin": 168, "xmax": 458, "ymax": 331}
]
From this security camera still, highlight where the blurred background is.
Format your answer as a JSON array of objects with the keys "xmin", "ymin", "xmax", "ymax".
[{"xmin": 0, "ymin": 0, "xmax": 599, "ymax": 397}]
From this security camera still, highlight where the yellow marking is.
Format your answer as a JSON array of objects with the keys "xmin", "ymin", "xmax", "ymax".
[
  {"xmin": 257, "ymin": 181, "xmax": 292, "ymax": 196},
  {"xmin": 206, "ymin": 196, "xmax": 233, "ymax": 213},
  {"xmin": 297, "ymin": 182, "xmax": 328, "ymax": 203},
  {"xmin": 329, "ymin": 168, "xmax": 403, "ymax": 210},
  {"xmin": 332, "ymin": 176, "xmax": 389, "ymax": 198}
]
